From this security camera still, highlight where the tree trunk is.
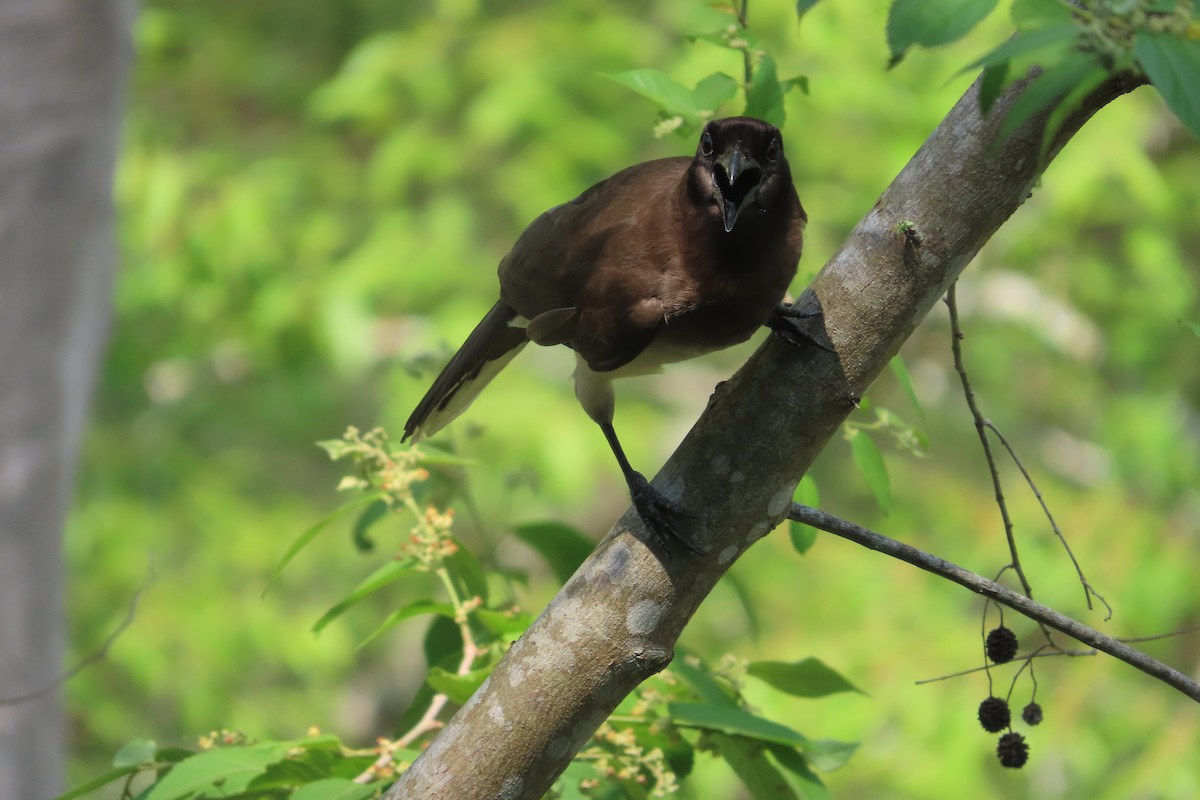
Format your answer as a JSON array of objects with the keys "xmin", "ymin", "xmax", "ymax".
[
  {"xmin": 384, "ymin": 72, "xmax": 1144, "ymax": 800},
  {"xmin": 0, "ymin": 1, "xmax": 133, "ymax": 796}
]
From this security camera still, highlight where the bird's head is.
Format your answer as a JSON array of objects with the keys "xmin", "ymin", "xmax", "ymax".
[{"xmin": 690, "ymin": 117, "xmax": 791, "ymax": 234}]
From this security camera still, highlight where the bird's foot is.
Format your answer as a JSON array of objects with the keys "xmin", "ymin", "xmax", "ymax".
[
  {"xmin": 767, "ymin": 300, "xmax": 836, "ymax": 353},
  {"xmin": 626, "ymin": 471, "xmax": 707, "ymax": 556}
]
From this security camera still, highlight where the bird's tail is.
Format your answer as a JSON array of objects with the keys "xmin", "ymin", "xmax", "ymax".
[{"xmin": 403, "ymin": 301, "xmax": 528, "ymax": 442}]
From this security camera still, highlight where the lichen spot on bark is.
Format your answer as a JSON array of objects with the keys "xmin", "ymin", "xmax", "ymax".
[
  {"xmin": 768, "ymin": 485, "xmax": 793, "ymax": 517},
  {"xmin": 626, "ymin": 599, "xmax": 663, "ymax": 636},
  {"xmin": 498, "ymin": 775, "xmax": 524, "ymax": 799}
]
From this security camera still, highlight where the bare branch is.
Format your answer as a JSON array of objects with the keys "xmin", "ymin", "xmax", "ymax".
[
  {"xmin": 788, "ymin": 503, "xmax": 1200, "ymax": 703},
  {"xmin": 983, "ymin": 419, "xmax": 1112, "ymax": 618},
  {"xmin": 0, "ymin": 583, "xmax": 145, "ymax": 707},
  {"xmin": 946, "ymin": 284, "xmax": 1034, "ymax": 598}
]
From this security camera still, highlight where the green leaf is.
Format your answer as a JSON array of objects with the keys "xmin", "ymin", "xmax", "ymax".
[
  {"xmin": 888, "ymin": 356, "xmax": 927, "ymax": 433},
  {"xmin": 788, "ymin": 476, "xmax": 820, "ymax": 555},
  {"xmin": 888, "ymin": 0, "xmax": 1000, "ymax": 65},
  {"xmin": 670, "ymin": 702, "xmax": 809, "ymax": 749},
  {"xmin": 249, "ymin": 757, "xmax": 326, "ymax": 789},
  {"xmin": 444, "ymin": 537, "xmax": 489, "ymax": 605},
  {"xmin": 676, "ymin": 702, "xmax": 857, "ymax": 771},
  {"xmin": 605, "ymin": 69, "xmax": 711, "ymax": 120},
  {"xmin": 54, "ymin": 767, "xmax": 140, "ymax": 800},
  {"xmin": 423, "ymin": 614, "xmax": 462, "ymax": 669},
  {"xmin": 800, "ymin": 738, "xmax": 860, "ymax": 772},
  {"xmin": 744, "ymin": 54, "xmax": 787, "ymax": 127},
  {"xmin": 1181, "ymin": 319, "xmax": 1200, "ymax": 337},
  {"xmin": 780, "ymin": 75, "xmax": 810, "ymax": 97},
  {"xmin": 849, "ymin": 431, "xmax": 891, "ymax": 513},
  {"xmin": 279, "ymin": 733, "xmax": 345, "ymax": 752},
  {"xmin": 978, "ymin": 60, "xmax": 1010, "ymax": 115},
  {"xmin": 692, "ymin": 72, "xmax": 741, "ymax": 113},
  {"xmin": 1136, "ymin": 31, "xmax": 1200, "ymax": 139},
  {"xmin": 358, "ymin": 598, "xmax": 456, "ymax": 650},
  {"xmin": 767, "ymin": 744, "xmax": 831, "ymax": 800},
  {"xmin": 747, "ymin": 657, "xmax": 865, "ymax": 698},
  {"xmin": 669, "ymin": 651, "xmax": 740, "ymax": 707},
  {"xmin": 350, "ymin": 499, "xmax": 388, "ymax": 552},
  {"xmin": 788, "ymin": 522, "xmax": 817, "ymax": 555},
  {"xmin": 426, "ymin": 665, "xmax": 491, "ymax": 703},
  {"xmin": 555, "ymin": 761, "xmax": 602, "ymax": 800},
  {"xmin": 114, "ymin": 738, "xmax": 158, "ymax": 768},
  {"xmin": 710, "ymin": 733, "xmax": 800, "ymax": 800},
  {"xmin": 1011, "ymin": 0, "xmax": 1077, "ymax": 30},
  {"xmin": 264, "ymin": 492, "xmax": 383, "ymax": 596},
  {"xmin": 1042, "ymin": 62, "xmax": 1112, "ymax": 153},
  {"xmin": 796, "ymin": 0, "xmax": 823, "ymax": 20},
  {"xmin": 292, "ymin": 779, "xmax": 381, "ymax": 800},
  {"xmin": 312, "ymin": 556, "xmax": 420, "ymax": 634},
  {"xmin": 512, "ymin": 521, "xmax": 595, "ymax": 584},
  {"xmin": 144, "ymin": 745, "xmax": 287, "ymax": 800},
  {"xmin": 998, "ymin": 51, "xmax": 1100, "ymax": 144},
  {"xmin": 153, "ymin": 746, "xmax": 196, "ymax": 766},
  {"xmin": 393, "ymin": 680, "xmax": 440, "ymax": 737},
  {"xmin": 960, "ymin": 24, "xmax": 1079, "ymax": 74},
  {"xmin": 474, "ymin": 606, "xmax": 533, "ymax": 636}
]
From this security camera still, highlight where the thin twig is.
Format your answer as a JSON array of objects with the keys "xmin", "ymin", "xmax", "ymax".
[
  {"xmin": 0, "ymin": 583, "xmax": 146, "ymax": 706},
  {"xmin": 736, "ymin": 0, "xmax": 753, "ymax": 86},
  {"xmin": 396, "ymin": 623, "xmax": 480, "ymax": 750},
  {"xmin": 946, "ymin": 284, "xmax": 1034, "ymax": 599},
  {"xmin": 915, "ymin": 648, "xmax": 1097, "ymax": 685},
  {"xmin": 1118, "ymin": 623, "xmax": 1200, "ymax": 645},
  {"xmin": 984, "ymin": 419, "xmax": 1111, "ymax": 618},
  {"xmin": 788, "ymin": 503, "xmax": 1200, "ymax": 703},
  {"xmin": 1003, "ymin": 644, "xmax": 1047, "ymax": 707},
  {"xmin": 919, "ymin": 626, "xmax": 1200, "ymax": 685},
  {"xmin": 354, "ymin": 612, "xmax": 481, "ymax": 782}
]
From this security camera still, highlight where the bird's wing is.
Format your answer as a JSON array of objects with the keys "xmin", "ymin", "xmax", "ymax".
[{"xmin": 498, "ymin": 157, "xmax": 693, "ymax": 372}]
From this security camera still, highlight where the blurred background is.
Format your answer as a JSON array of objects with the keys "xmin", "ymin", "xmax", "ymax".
[{"xmin": 64, "ymin": 0, "xmax": 1199, "ymax": 797}]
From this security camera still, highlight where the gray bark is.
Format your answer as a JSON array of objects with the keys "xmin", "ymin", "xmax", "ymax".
[
  {"xmin": 385, "ymin": 71, "xmax": 1143, "ymax": 800},
  {"xmin": 0, "ymin": 1, "xmax": 133, "ymax": 796}
]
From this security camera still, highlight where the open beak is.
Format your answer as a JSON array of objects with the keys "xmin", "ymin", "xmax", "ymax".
[{"xmin": 715, "ymin": 145, "xmax": 762, "ymax": 233}]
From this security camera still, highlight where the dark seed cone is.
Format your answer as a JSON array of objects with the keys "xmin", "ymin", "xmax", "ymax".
[
  {"xmin": 978, "ymin": 696, "xmax": 1011, "ymax": 733},
  {"xmin": 997, "ymin": 732, "xmax": 1029, "ymax": 768},
  {"xmin": 1022, "ymin": 702, "xmax": 1044, "ymax": 726},
  {"xmin": 986, "ymin": 626, "xmax": 1019, "ymax": 664}
]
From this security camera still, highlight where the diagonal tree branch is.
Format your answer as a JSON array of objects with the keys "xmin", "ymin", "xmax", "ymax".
[
  {"xmin": 384, "ymin": 70, "xmax": 1147, "ymax": 800},
  {"xmin": 788, "ymin": 503, "xmax": 1200, "ymax": 702}
]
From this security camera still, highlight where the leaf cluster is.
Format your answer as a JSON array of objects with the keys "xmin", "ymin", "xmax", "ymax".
[
  {"xmin": 869, "ymin": 0, "xmax": 1200, "ymax": 149},
  {"xmin": 606, "ymin": 5, "xmax": 808, "ymax": 136},
  {"xmin": 64, "ymin": 437, "xmax": 864, "ymax": 800}
]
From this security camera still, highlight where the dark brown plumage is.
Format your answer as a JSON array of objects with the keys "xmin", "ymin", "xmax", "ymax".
[{"xmin": 404, "ymin": 117, "xmax": 810, "ymax": 553}]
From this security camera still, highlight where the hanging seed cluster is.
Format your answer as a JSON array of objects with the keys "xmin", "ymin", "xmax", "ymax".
[{"xmin": 976, "ymin": 625, "xmax": 1043, "ymax": 769}]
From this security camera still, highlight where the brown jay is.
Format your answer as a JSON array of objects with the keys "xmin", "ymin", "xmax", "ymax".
[{"xmin": 404, "ymin": 116, "xmax": 816, "ymax": 554}]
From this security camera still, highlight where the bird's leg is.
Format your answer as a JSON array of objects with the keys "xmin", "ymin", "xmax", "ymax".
[
  {"xmin": 766, "ymin": 299, "xmax": 836, "ymax": 353},
  {"xmin": 598, "ymin": 422, "xmax": 706, "ymax": 555}
]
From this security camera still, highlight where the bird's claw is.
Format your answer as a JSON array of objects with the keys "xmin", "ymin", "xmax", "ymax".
[
  {"xmin": 767, "ymin": 301, "xmax": 835, "ymax": 353},
  {"xmin": 627, "ymin": 471, "xmax": 707, "ymax": 556}
]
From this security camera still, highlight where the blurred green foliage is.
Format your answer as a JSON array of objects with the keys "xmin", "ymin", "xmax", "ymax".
[{"xmin": 66, "ymin": 0, "xmax": 1199, "ymax": 797}]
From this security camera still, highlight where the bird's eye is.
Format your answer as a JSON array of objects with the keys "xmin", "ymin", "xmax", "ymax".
[
  {"xmin": 766, "ymin": 138, "xmax": 781, "ymax": 162},
  {"xmin": 700, "ymin": 131, "xmax": 714, "ymax": 156}
]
